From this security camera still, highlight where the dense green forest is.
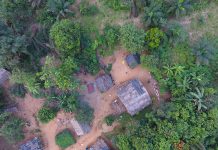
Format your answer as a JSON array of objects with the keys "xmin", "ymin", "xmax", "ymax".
[{"xmin": 0, "ymin": 0, "xmax": 218, "ymax": 149}]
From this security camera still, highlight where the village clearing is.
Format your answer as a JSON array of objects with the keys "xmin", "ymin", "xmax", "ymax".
[{"xmin": 7, "ymin": 50, "xmax": 159, "ymax": 150}]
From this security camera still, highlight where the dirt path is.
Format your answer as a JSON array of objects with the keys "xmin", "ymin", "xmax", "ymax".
[
  {"xmin": 69, "ymin": 74, "xmax": 118, "ymax": 150},
  {"xmin": 40, "ymin": 111, "xmax": 73, "ymax": 150},
  {"xmin": 16, "ymin": 94, "xmax": 44, "ymax": 139}
]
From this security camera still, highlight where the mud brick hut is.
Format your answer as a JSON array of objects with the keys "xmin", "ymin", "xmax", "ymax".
[
  {"xmin": 88, "ymin": 138, "xmax": 111, "ymax": 150},
  {"xmin": 0, "ymin": 68, "xmax": 10, "ymax": 85},
  {"xmin": 96, "ymin": 74, "xmax": 113, "ymax": 92},
  {"xmin": 125, "ymin": 54, "xmax": 140, "ymax": 69},
  {"xmin": 19, "ymin": 137, "xmax": 43, "ymax": 150},
  {"xmin": 117, "ymin": 79, "xmax": 151, "ymax": 116},
  {"xmin": 70, "ymin": 118, "xmax": 91, "ymax": 137}
]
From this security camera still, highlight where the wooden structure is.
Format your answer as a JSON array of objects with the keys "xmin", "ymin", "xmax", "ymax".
[
  {"xmin": 96, "ymin": 74, "xmax": 113, "ymax": 92},
  {"xmin": 0, "ymin": 69, "xmax": 10, "ymax": 85},
  {"xmin": 70, "ymin": 118, "xmax": 91, "ymax": 137},
  {"xmin": 111, "ymin": 99, "xmax": 126, "ymax": 115},
  {"xmin": 19, "ymin": 137, "xmax": 43, "ymax": 150},
  {"xmin": 88, "ymin": 138, "xmax": 111, "ymax": 150},
  {"xmin": 117, "ymin": 79, "xmax": 151, "ymax": 115}
]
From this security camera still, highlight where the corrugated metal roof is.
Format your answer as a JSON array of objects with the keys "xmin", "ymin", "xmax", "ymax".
[
  {"xmin": 117, "ymin": 79, "xmax": 151, "ymax": 115},
  {"xmin": 96, "ymin": 74, "xmax": 113, "ymax": 92},
  {"xmin": 88, "ymin": 139, "xmax": 110, "ymax": 150},
  {"xmin": 19, "ymin": 137, "xmax": 43, "ymax": 150}
]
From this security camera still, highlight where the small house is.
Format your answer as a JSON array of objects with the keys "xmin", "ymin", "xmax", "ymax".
[
  {"xmin": 70, "ymin": 118, "xmax": 91, "ymax": 137},
  {"xmin": 19, "ymin": 137, "xmax": 43, "ymax": 150},
  {"xmin": 117, "ymin": 79, "xmax": 151, "ymax": 116},
  {"xmin": 125, "ymin": 54, "xmax": 140, "ymax": 69},
  {"xmin": 0, "ymin": 68, "xmax": 10, "ymax": 85},
  {"xmin": 88, "ymin": 138, "xmax": 110, "ymax": 150},
  {"xmin": 96, "ymin": 74, "xmax": 113, "ymax": 92}
]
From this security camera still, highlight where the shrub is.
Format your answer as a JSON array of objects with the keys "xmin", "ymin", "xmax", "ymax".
[
  {"xmin": 166, "ymin": 21, "xmax": 188, "ymax": 45},
  {"xmin": 37, "ymin": 107, "xmax": 57, "ymax": 123},
  {"xmin": 145, "ymin": 28, "xmax": 165, "ymax": 49},
  {"xmin": 143, "ymin": 1, "xmax": 167, "ymax": 28},
  {"xmin": 75, "ymin": 99, "xmax": 94, "ymax": 124},
  {"xmin": 120, "ymin": 24, "xmax": 145, "ymax": 53},
  {"xmin": 192, "ymin": 37, "xmax": 217, "ymax": 65},
  {"xmin": 0, "ymin": 114, "xmax": 24, "ymax": 143},
  {"xmin": 103, "ymin": 25, "xmax": 120, "ymax": 49},
  {"xmin": 80, "ymin": 1, "xmax": 99, "ymax": 16},
  {"xmin": 102, "ymin": 0, "xmax": 131, "ymax": 11},
  {"xmin": 55, "ymin": 129, "xmax": 75, "ymax": 149},
  {"xmin": 105, "ymin": 115, "xmax": 117, "ymax": 126},
  {"xmin": 50, "ymin": 19, "xmax": 81, "ymax": 55},
  {"xmin": 167, "ymin": 0, "xmax": 193, "ymax": 18},
  {"xmin": 9, "ymin": 84, "xmax": 27, "ymax": 98},
  {"xmin": 56, "ymin": 93, "xmax": 77, "ymax": 112}
]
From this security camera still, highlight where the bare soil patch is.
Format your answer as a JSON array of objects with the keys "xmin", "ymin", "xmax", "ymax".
[{"xmin": 16, "ymin": 94, "xmax": 44, "ymax": 138}]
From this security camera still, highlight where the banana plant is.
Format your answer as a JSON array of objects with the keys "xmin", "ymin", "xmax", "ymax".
[
  {"xmin": 167, "ymin": 0, "xmax": 193, "ymax": 18},
  {"xmin": 189, "ymin": 87, "xmax": 207, "ymax": 111},
  {"xmin": 47, "ymin": 0, "xmax": 74, "ymax": 20}
]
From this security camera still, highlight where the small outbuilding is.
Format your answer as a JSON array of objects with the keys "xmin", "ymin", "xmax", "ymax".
[
  {"xmin": 96, "ymin": 74, "xmax": 113, "ymax": 92},
  {"xmin": 70, "ymin": 118, "xmax": 91, "ymax": 137},
  {"xmin": 0, "ymin": 68, "xmax": 10, "ymax": 85},
  {"xmin": 87, "ymin": 83, "xmax": 95, "ymax": 94},
  {"xmin": 117, "ymin": 79, "xmax": 151, "ymax": 116},
  {"xmin": 88, "ymin": 138, "xmax": 110, "ymax": 150},
  {"xmin": 125, "ymin": 54, "xmax": 140, "ymax": 69},
  {"xmin": 19, "ymin": 137, "xmax": 43, "ymax": 150}
]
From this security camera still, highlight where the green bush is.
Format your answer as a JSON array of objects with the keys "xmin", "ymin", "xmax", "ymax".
[
  {"xmin": 166, "ymin": 21, "xmax": 188, "ymax": 45},
  {"xmin": 120, "ymin": 23, "xmax": 145, "ymax": 53},
  {"xmin": 101, "ymin": 0, "xmax": 130, "ymax": 11},
  {"xmin": 50, "ymin": 19, "xmax": 81, "ymax": 55},
  {"xmin": 80, "ymin": 1, "xmax": 99, "ymax": 16},
  {"xmin": 9, "ymin": 84, "xmax": 27, "ymax": 98},
  {"xmin": 37, "ymin": 107, "xmax": 57, "ymax": 123},
  {"xmin": 56, "ymin": 93, "xmax": 77, "ymax": 112},
  {"xmin": 143, "ymin": 1, "xmax": 167, "ymax": 28},
  {"xmin": 55, "ymin": 129, "xmax": 75, "ymax": 149},
  {"xmin": 145, "ymin": 28, "xmax": 165, "ymax": 49},
  {"xmin": 103, "ymin": 25, "xmax": 120, "ymax": 49},
  {"xmin": 105, "ymin": 115, "xmax": 117, "ymax": 126},
  {"xmin": 0, "ymin": 113, "xmax": 24, "ymax": 143},
  {"xmin": 75, "ymin": 99, "xmax": 94, "ymax": 124}
]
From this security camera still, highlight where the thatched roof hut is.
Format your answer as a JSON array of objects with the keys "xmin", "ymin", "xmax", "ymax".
[
  {"xmin": 96, "ymin": 74, "xmax": 113, "ymax": 92},
  {"xmin": 125, "ymin": 54, "xmax": 140, "ymax": 69},
  {"xmin": 0, "ymin": 69, "xmax": 10, "ymax": 85},
  {"xmin": 117, "ymin": 79, "xmax": 151, "ymax": 115},
  {"xmin": 70, "ymin": 118, "xmax": 91, "ymax": 137},
  {"xmin": 88, "ymin": 138, "xmax": 110, "ymax": 150},
  {"xmin": 19, "ymin": 137, "xmax": 43, "ymax": 150}
]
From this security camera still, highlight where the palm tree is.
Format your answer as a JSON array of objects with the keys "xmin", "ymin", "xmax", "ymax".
[
  {"xmin": 47, "ymin": 0, "xmax": 74, "ymax": 20},
  {"xmin": 193, "ymin": 37, "xmax": 216, "ymax": 65},
  {"xmin": 189, "ymin": 87, "xmax": 207, "ymax": 111}
]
